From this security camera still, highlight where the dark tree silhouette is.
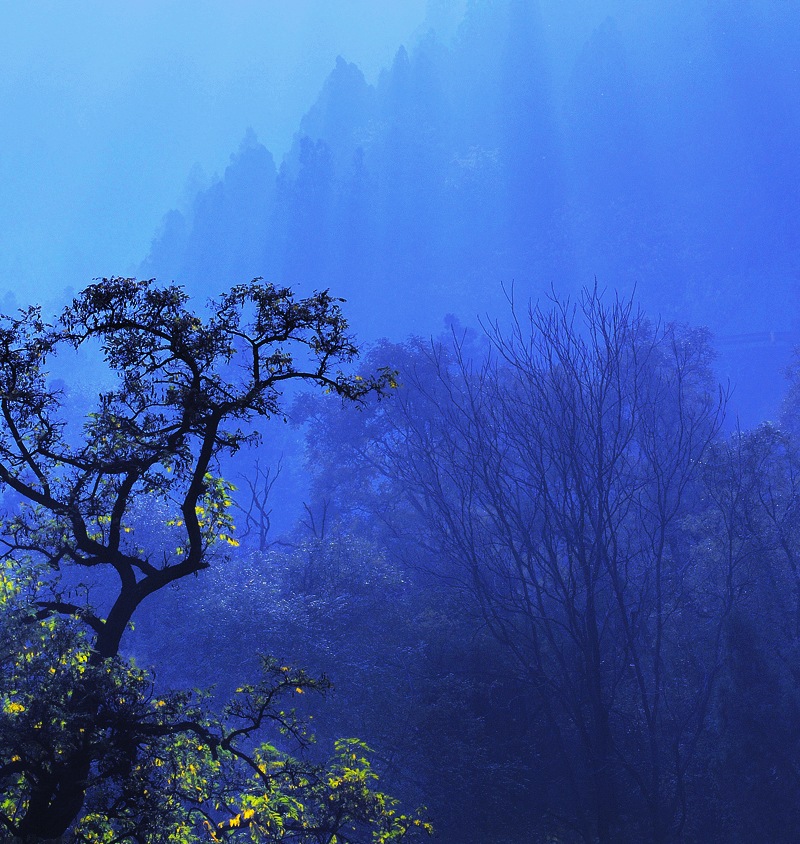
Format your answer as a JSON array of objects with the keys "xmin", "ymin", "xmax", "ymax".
[
  {"xmin": 0, "ymin": 278, "xmax": 425, "ymax": 843},
  {"xmin": 390, "ymin": 289, "xmax": 727, "ymax": 843}
]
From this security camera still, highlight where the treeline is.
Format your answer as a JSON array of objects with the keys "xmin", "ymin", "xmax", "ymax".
[
  {"xmin": 133, "ymin": 288, "xmax": 800, "ymax": 843},
  {"xmin": 142, "ymin": 0, "xmax": 800, "ymax": 410}
]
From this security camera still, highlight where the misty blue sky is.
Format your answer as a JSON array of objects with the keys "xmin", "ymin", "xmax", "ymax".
[{"xmin": 0, "ymin": 1, "xmax": 436, "ymax": 302}]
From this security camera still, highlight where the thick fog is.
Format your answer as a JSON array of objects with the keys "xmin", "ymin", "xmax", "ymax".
[
  {"xmin": 6, "ymin": 0, "xmax": 793, "ymax": 420},
  {"xmin": 0, "ymin": 0, "xmax": 430, "ymax": 302}
]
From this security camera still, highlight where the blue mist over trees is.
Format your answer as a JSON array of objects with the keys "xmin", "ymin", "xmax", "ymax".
[
  {"xmin": 141, "ymin": 0, "xmax": 800, "ymax": 425},
  {"xmin": 4, "ymin": 2, "xmax": 800, "ymax": 842}
]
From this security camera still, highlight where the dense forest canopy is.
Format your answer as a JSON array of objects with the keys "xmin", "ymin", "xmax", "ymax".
[{"xmin": 6, "ymin": 281, "xmax": 800, "ymax": 841}]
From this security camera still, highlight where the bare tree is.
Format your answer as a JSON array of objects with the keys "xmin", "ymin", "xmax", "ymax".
[
  {"xmin": 390, "ymin": 289, "xmax": 727, "ymax": 843},
  {"xmin": 236, "ymin": 457, "xmax": 283, "ymax": 550}
]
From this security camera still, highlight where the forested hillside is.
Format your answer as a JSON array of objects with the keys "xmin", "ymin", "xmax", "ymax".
[{"xmin": 142, "ymin": 0, "xmax": 800, "ymax": 420}]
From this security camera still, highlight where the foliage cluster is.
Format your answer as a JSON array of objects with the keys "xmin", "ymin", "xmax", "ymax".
[{"xmin": 0, "ymin": 563, "xmax": 423, "ymax": 843}]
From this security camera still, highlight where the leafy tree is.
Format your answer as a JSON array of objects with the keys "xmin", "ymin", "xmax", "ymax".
[{"xmin": 0, "ymin": 277, "xmax": 428, "ymax": 842}]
